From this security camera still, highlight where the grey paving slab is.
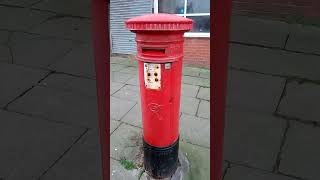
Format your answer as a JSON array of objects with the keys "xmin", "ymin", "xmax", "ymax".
[
  {"xmin": 230, "ymin": 16, "xmax": 289, "ymax": 48},
  {"xmin": 182, "ymin": 66, "xmax": 200, "ymax": 77},
  {"xmin": 224, "ymin": 109, "xmax": 286, "ymax": 170},
  {"xmin": 110, "ymin": 71, "xmax": 133, "ymax": 83},
  {"xmin": 179, "ymin": 141, "xmax": 210, "ymax": 180},
  {"xmin": 197, "ymin": 100, "xmax": 210, "ymax": 119},
  {"xmin": 40, "ymin": 73, "xmax": 96, "ymax": 97},
  {"xmin": 9, "ymin": 32, "xmax": 74, "ymax": 68},
  {"xmin": 110, "ymin": 56, "xmax": 138, "ymax": 67},
  {"xmin": 278, "ymin": 81, "xmax": 320, "ymax": 123},
  {"xmin": 229, "ymin": 44, "xmax": 320, "ymax": 81},
  {"xmin": 0, "ymin": 110, "xmax": 85, "ymax": 180},
  {"xmin": 110, "ymin": 81, "xmax": 125, "ymax": 95},
  {"xmin": 180, "ymin": 114, "xmax": 210, "ymax": 148},
  {"xmin": 32, "ymin": 0, "xmax": 91, "ymax": 17},
  {"xmin": 110, "ymin": 123, "xmax": 142, "ymax": 162},
  {"xmin": 227, "ymin": 69, "xmax": 285, "ymax": 113},
  {"xmin": 196, "ymin": 87, "xmax": 210, "ymax": 101},
  {"xmin": 0, "ymin": 45, "xmax": 11, "ymax": 63},
  {"xmin": 0, "ymin": 30, "xmax": 10, "ymax": 44},
  {"xmin": 224, "ymin": 165, "xmax": 295, "ymax": 180},
  {"xmin": 111, "ymin": 63, "xmax": 129, "ymax": 72},
  {"xmin": 126, "ymin": 75, "xmax": 139, "ymax": 86},
  {"xmin": 119, "ymin": 66, "xmax": 139, "ymax": 75},
  {"xmin": 0, "ymin": 0, "xmax": 40, "ymax": 7},
  {"xmin": 121, "ymin": 104, "xmax": 142, "ymax": 128},
  {"xmin": 181, "ymin": 83, "xmax": 199, "ymax": 97},
  {"xmin": 110, "ymin": 96, "xmax": 136, "ymax": 121},
  {"xmin": 286, "ymin": 24, "xmax": 320, "ymax": 54},
  {"xmin": 182, "ymin": 75, "xmax": 210, "ymax": 87},
  {"xmin": 112, "ymin": 84, "xmax": 140, "ymax": 102},
  {"xmin": 41, "ymin": 131, "xmax": 102, "ymax": 180},
  {"xmin": 50, "ymin": 44, "xmax": 95, "ymax": 78},
  {"xmin": 0, "ymin": 6, "xmax": 53, "ymax": 31},
  {"xmin": 111, "ymin": 119, "xmax": 121, "ymax": 134},
  {"xmin": 279, "ymin": 122, "xmax": 320, "ymax": 180},
  {"xmin": 0, "ymin": 63, "xmax": 48, "ymax": 107},
  {"xmin": 180, "ymin": 96, "xmax": 200, "ymax": 116},
  {"xmin": 110, "ymin": 159, "xmax": 142, "ymax": 180},
  {"xmin": 8, "ymin": 86, "xmax": 98, "ymax": 128},
  {"xmin": 199, "ymin": 69, "xmax": 210, "ymax": 79},
  {"xmin": 30, "ymin": 16, "xmax": 91, "ymax": 42}
]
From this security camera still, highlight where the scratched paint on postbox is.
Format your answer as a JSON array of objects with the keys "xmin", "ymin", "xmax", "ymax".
[{"xmin": 144, "ymin": 63, "xmax": 161, "ymax": 90}]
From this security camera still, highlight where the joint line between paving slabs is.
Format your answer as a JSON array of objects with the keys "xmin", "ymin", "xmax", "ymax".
[
  {"xmin": 230, "ymin": 66, "xmax": 320, "ymax": 85},
  {"xmin": 222, "ymin": 161, "xmax": 231, "ymax": 180},
  {"xmin": 273, "ymin": 120, "xmax": 290, "ymax": 173},
  {"xmin": 46, "ymin": 46, "xmax": 75, "ymax": 69},
  {"xmin": 8, "ymin": 46, "xmax": 14, "ymax": 64},
  {"xmin": 28, "ymin": 0, "xmax": 45, "ymax": 7},
  {"xmin": 227, "ymin": 160, "xmax": 305, "ymax": 180},
  {"xmin": 282, "ymin": 33, "xmax": 290, "ymax": 50},
  {"xmin": 111, "ymin": 122, "xmax": 124, "ymax": 135},
  {"xmin": 181, "ymin": 140, "xmax": 210, "ymax": 150},
  {"xmin": 274, "ymin": 78, "xmax": 289, "ymax": 114},
  {"xmin": 194, "ymin": 98, "xmax": 202, "ymax": 117},
  {"xmin": 3, "ymin": 108, "xmax": 90, "ymax": 130},
  {"xmin": 275, "ymin": 113, "xmax": 319, "ymax": 127},
  {"xmin": 195, "ymin": 84, "xmax": 201, "ymax": 99},
  {"xmin": 3, "ymin": 71, "xmax": 54, "ymax": 110},
  {"xmin": 37, "ymin": 128, "xmax": 89, "ymax": 180},
  {"xmin": 230, "ymin": 41, "xmax": 320, "ymax": 57},
  {"xmin": 0, "ymin": 3, "xmax": 25, "ymax": 9}
]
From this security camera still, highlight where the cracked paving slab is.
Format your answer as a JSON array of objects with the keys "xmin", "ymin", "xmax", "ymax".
[
  {"xmin": 7, "ymin": 86, "xmax": 98, "ymax": 128},
  {"xmin": 279, "ymin": 122, "xmax": 320, "ymax": 180},
  {"xmin": 229, "ymin": 44, "xmax": 320, "ymax": 81},
  {"xmin": 0, "ymin": 30, "xmax": 10, "ymax": 44},
  {"xmin": 9, "ymin": 32, "xmax": 75, "ymax": 68},
  {"xmin": 0, "ymin": 6, "xmax": 53, "ymax": 31},
  {"xmin": 0, "ymin": 45, "xmax": 11, "ymax": 63},
  {"xmin": 110, "ymin": 96, "xmax": 136, "ymax": 121},
  {"xmin": 277, "ymin": 81, "xmax": 320, "ymax": 123},
  {"xmin": 224, "ymin": 165, "xmax": 296, "ymax": 180},
  {"xmin": 227, "ymin": 69, "xmax": 285, "ymax": 113},
  {"xmin": 30, "ymin": 16, "xmax": 91, "ymax": 42},
  {"xmin": 0, "ymin": 110, "xmax": 86, "ymax": 180},
  {"xmin": 0, "ymin": 62, "xmax": 48, "ymax": 108},
  {"xmin": 286, "ymin": 24, "xmax": 320, "ymax": 55},
  {"xmin": 110, "ymin": 123, "xmax": 143, "ymax": 162},
  {"xmin": 224, "ymin": 109, "xmax": 286, "ymax": 170},
  {"xmin": 32, "ymin": 0, "xmax": 91, "ymax": 17},
  {"xmin": 0, "ymin": 0, "xmax": 41, "ymax": 7},
  {"xmin": 39, "ymin": 73, "xmax": 96, "ymax": 98},
  {"xmin": 230, "ymin": 16, "xmax": 290, "ymax": 48},
  {"xmin": 49, "ymin": 43, "xmax": 95, "ymax": 78},
  {"xmin": 40, "ymin": 130, "xmax": 102, "ymax": 180}
]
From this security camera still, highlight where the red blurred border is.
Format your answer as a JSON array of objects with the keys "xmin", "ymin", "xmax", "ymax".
[
  {"xmin": 91, "ymin": 0, "xmax": 110, "ymax": 180},
  {"xmin": 211, "ymin": 0, "xmax": 232, "ymax": 180}
]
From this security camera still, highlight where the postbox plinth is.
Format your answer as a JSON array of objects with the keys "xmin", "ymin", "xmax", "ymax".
[{"xmin": 126, "ymin": 14, "xmax": 192, "ymax": 179}]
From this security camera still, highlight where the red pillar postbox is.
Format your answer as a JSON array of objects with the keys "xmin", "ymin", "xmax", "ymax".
[{"xmin": 125, "ymin": 14, "xmax": 192, "ymax": 178}]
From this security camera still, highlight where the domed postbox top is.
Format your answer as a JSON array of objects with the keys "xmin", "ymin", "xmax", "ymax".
[{"xmin": 125, "ymin": 13, "xmax": 193, "ymax": 32}]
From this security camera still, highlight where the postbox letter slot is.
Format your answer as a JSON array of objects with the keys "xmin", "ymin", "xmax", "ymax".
[{"xmin": 142, "ymin": 48, "xmax": 165, "ymax": 56}]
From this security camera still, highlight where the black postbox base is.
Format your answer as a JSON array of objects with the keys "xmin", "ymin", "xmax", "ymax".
[{"xmin": 143, "ymin": 138, "xmax": 179, "ymax": 179}]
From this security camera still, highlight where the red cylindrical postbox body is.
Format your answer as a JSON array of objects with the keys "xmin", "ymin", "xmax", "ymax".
[{"xmin": 126, "ymin": 14, "xmax": 192, "ymax": 178}]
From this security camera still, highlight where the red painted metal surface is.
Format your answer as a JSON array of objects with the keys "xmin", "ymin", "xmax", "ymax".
[
  {"xmin": 126, "ymin": 14, "xmax": 192, "ymax": 147},
  {"xmin": 91, "ymin": 0, "xmax": 109, "ymax": 179},
  {"xmin": 212, "ymin": 0, "xmax": 232, "ymax": 179}
]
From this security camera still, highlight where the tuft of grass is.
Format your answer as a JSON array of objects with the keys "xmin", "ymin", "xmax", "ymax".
[{"xmin": 119, "ymin": 158, "xmax": 136, "ymax": 170}]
